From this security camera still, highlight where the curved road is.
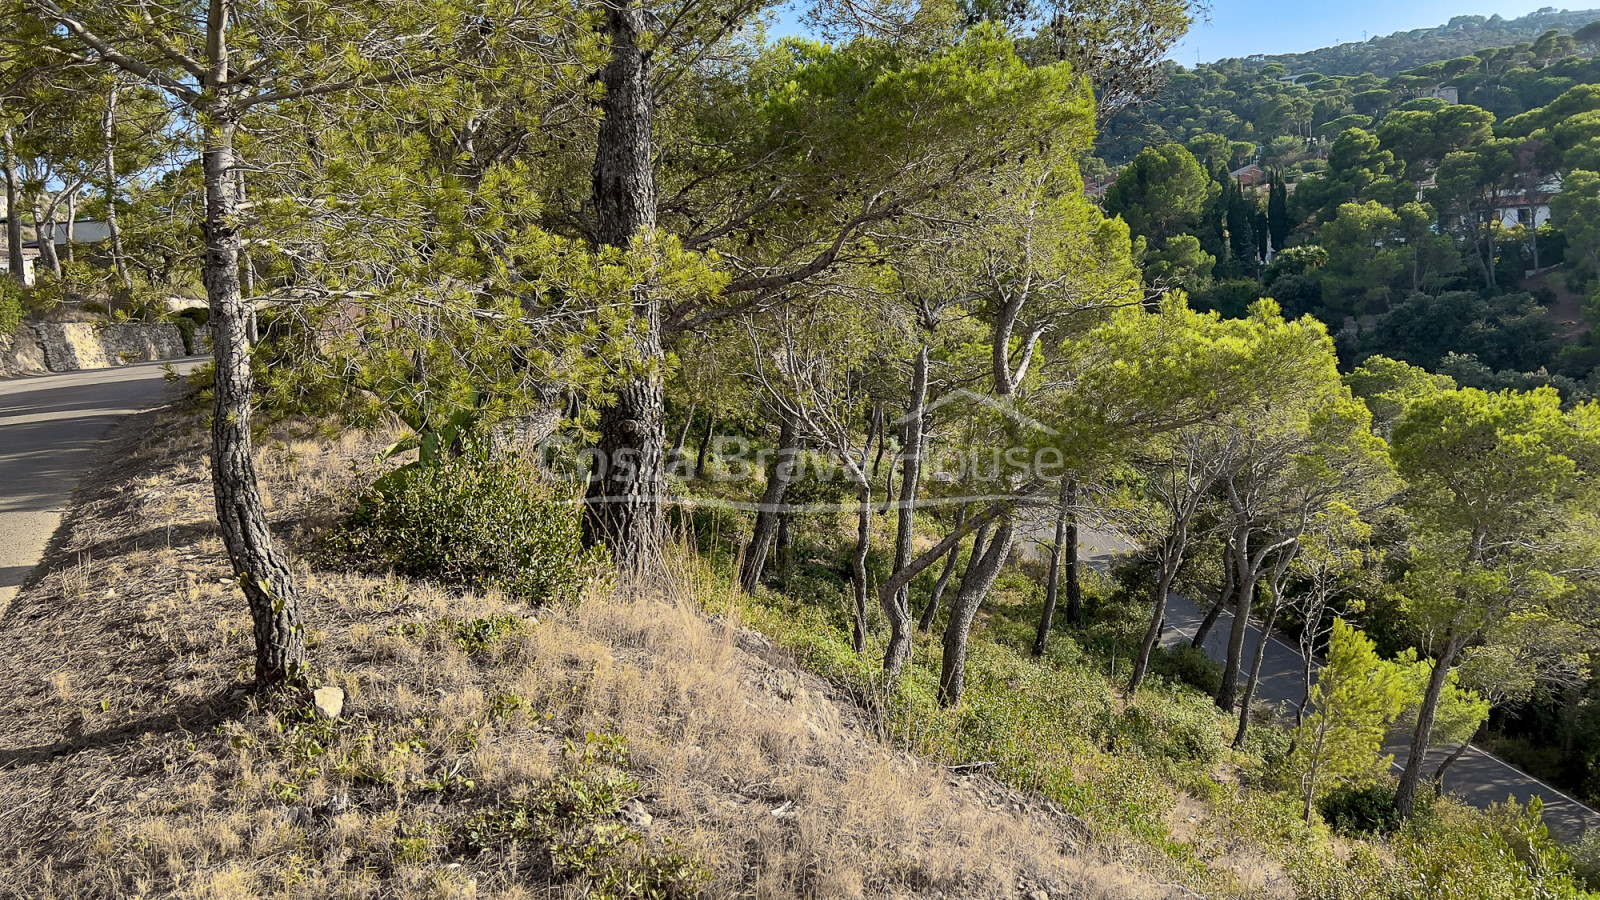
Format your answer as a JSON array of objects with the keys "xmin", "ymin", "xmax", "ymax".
[
  {"xmin": 1022, "ymin": 516, "xmax": 1600, "ymax": 841},
  {"xmin": 0, "ymin": 359, "xmax": 200, "ymax": 617}
]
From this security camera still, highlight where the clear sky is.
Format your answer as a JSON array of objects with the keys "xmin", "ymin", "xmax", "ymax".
[{"xmin": 1176, "ymin": 1, "xmax": 1590, "ymax": 64}]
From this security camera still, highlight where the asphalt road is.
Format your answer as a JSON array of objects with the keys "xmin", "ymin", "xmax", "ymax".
[
  {"xmin": 1022, "ymin": 517, "xmax": 1600, "ymax": 841},
  {"xmin": 0, "ymin": 359, "xmax": 200, "ymax": 617}
]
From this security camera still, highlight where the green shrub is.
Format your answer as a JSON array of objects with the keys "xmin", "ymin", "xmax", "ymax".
[
  {"xmin": 1152, "ymin": 643, "xmax": 1223, "ymax": 695},
  {"xmin": 1319, "ymin": 783, "xmax": 1400, "ymax": 836},
  {"xmin": 330, "ymin": 445, "xmax": 606, "ymax": 604},
  {"xmin": 0, "ymin": 280, "xmax": 22, "ymax": 336}
]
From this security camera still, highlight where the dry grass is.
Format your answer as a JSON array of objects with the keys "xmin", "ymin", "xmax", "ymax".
[{"xmin": 0, "ymin": 408, "xmax": 1194, "ymax": 899}]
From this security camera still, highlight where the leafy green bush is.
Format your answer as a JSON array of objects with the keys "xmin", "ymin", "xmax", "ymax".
[
  {"xmin": 330, "ymin": 445, "xmax": 606, "ymax": 604},
  {"xmin": 1152, "ymin": 643, "xmax": 1223, "ymax": 694},
  {"xmin": 1318, "ymin": 783, "xmax": 1400, "ymax": 835},
  {"xmin": 0, "ymin": 280, "xmax": 22, "ymax": 337}
]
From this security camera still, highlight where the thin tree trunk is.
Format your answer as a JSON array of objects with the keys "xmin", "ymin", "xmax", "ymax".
[
  {"xmin": 884, "ymin": 345, "xmax": 929, "ymax": 678},
  {"xmin": 1232, "ymin": 594, "xmax": 1283, "ymax": 748},
  {"xmin": 33, "ymin": 196, "xmax": 60, "ymax": 278},
  {"xmin": 1130, "ymin": 554, "xmax": 1182, "ymax": 693},
  {"xmin": 203, "ymin": 102, "xmax": 305, "ymax": 686},
  {"xmin": 2, "ymin": 129, "xmax": 25, "ymax": 285},
  {"xmin": 103, "ymin": 80, "xmax": 130, "ymax": 290},
  {"xmin": 851, "ymin": 481, "xmax": 872, "ymax": 655},
  {"xmin": 1234, "ymin": 553, "xmax": 1295, "ymax": 746},
  {"xmin": 1192, "ymin": 539, "xmax": 1235, "ymax": 649},
  {"xmin": 1433, "ymin": 723, "xmax": 1481, "ymax": 789},
  {"xmin": 939, "ymin": 519, "xmax": 1014, "ymax": 707},
  {"xmin": 1035, "ymin": 478, "xmax": 1073, "ymax": 655},
  {"xmin": 1216, "ymin": 531, "xmax": 1256, "ymax": 712},
  {"xmin": 918, "ymin": 506, "xmax": 967, "ymax": 633},
  {"xmin": 1063, "ymin": 498, "xmax": 1083, "ymax": 628},
  {"xmin": 667, "ymin": 401, "xmax": 695, "ymax": 475},
  {"xmin": 63, "ymin": 192, "xmax": 76, "ymax": 264},
  {"xmin": 1396, "ymin": 631, "xmax": 1464, "ymax": 818},
  {"xmin": 739, "ymin": 410, "xmax": 799, "ymax": 593},
  {"xmin": 581, "ymin": 0, "xmax": 664, "ymax": 573},
  {"xmin": 694, "ymin": 413, "xmax": 716, "ymax": 479}
]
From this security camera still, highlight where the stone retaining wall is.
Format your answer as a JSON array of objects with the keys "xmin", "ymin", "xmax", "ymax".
[{"xmin": 0, "ymin": 322, "xmax": 203, "ymax": 378}]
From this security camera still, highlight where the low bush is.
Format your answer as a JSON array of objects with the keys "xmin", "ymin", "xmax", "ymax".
[
  {"xmin": 330, "ymin": 444, "xmax": 606, "ymax": 604},
  {"xmin": 1319, "ymin": 783, "xmax": 1400, "ymax": 836},
  {"xmin": 0, "ymin": 280, "xmax": 22, "ymax": 336},
  {"xmin": 1152, "ymin": 643, "xmax": 1223, "ymax": 695}
]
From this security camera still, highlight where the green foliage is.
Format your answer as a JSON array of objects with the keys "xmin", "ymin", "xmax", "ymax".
[
  {"xmin": 1318, "ymin": 783, "xmax": 1401, "ymax": 836},
  {"xmin": 460, "ymin": 733, "xmax": 709, "ymax": 899},
  {"xmin": 330, "ymin": 445, "xmax": 606, "ymax": 605},
  {"xmin": 1289, "ymin": 620, "xmax": 1413, "ymax": 819},
  {"xmin": 0, "ymin": 281, "xmax": 22, "ymax": 337}
]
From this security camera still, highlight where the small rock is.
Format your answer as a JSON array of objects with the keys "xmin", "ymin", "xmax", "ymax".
[
  {"xmin": 623, "ymin": 798, "xmax": 653, "ymax": 827},
  {"xmin": 313, "ymin": 686, "xmax": 345, "ymax": 720},
  {"xmin": 285, "ymin": 805, "xmax": 315, "ymax": 827},
  {"xmin": 1030, "ymin": 891, "xmax": 1049, "ymax": 900},
  {"xmin": 770, "ymin": 800, "xmax": 795, "ymax": 819},
  {"xmin": 326, "ymin": 792, "xmax": 351, "ymax": 814}
]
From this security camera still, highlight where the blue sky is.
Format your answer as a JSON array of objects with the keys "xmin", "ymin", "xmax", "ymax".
[
  {"xmin": 770, "ymin": 2, "xmax": 1588, "ymax": 62},
  {"xmin": 1176, "ymin": 1, "xmax": 1583, "ymax": 64}
]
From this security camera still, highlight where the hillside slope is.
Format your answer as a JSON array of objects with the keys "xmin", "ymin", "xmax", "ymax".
[{"xmin": 0, "ymin": 406, "xmax": 1180, "ymax": 899}]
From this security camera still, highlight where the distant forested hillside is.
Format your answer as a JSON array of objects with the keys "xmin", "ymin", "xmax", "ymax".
[
  {"xmin": 1097, "ymin": 17, "xmax": 1600, "ymax": 165},
  {"xmin": 1253, "ymin": 8, "xmax": 1600, "ymax": 77}
]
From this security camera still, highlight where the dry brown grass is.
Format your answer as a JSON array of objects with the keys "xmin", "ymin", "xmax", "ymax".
[{"xmin": 0, "ymin": 407, "xmax": 1194, "ymax": 900}]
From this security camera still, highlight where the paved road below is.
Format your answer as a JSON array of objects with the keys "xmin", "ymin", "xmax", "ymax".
[
  {"xmin": 1023, "ymin": 519, "xmax": 1600, "ymax": 840},
  {"xmin": 0, "ymin": 359, "xmax": 200, "ymax": 616}
]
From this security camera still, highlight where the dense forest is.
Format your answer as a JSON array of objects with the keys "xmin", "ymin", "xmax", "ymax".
[
  {"xmin": 10, "ymin": 2, "xmax": 1600, "ymax": 898},
  {"xmin": 1096, "ymin": 9, "xmax": 1600, "ymax": 813},
  {"xmin": 1244, "ymin": 7, "xmax": 1600, "ymax": 78}
]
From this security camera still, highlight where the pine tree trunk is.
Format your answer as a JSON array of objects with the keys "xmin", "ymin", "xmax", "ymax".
[
  {"xmin": 739, "ymin": 410, "xmax": 798, "ymax": 593},
  {"xmin": 1192, "ymin": 542, "xmax": 1235, "ymax": 649},
  {"xmin": 63, "ymin": 192, "xmax": 76, "ymax": 264},
  {"xmin": 1130, "ymin": 550, "xmax": 1183, "ymax": 693},
  {"xmin": 582, "ymin": 0, "xmax": 664, "ymax": 573},
  {"xmin": 1396, "ymin": 631, "xmax": 1463, "ymax": 818},
  {"xmin": 2, "ymin": 130, "xmax": 25, "ymax": 285},
  {"xmin": 1433, "ymin": 723, "xmax": 1481, "ymax": 788},
  {"xmin": 850, "ymin": 481, "xmax": 872, "ymax": 655},
  {"xmin": 939, "ymin": 519, "xmax": 1014, "ymax": 707},
  {"xmin": 667, "ymin": 401, "xmax": 695, "ymax": 475},
  {"xmin": 203, "ymin": 115, "xmax": 305, "ymax": 688},
  {"xmin": 884, "ymin": 345, "xmax": 928, "ymax": 679},
  {"xmin": 695, "ymin": 413, "xmax": 716, "ymax": 479},
  {"xmin": 1035, "ymin": 478, "xmax": 1074, "ymax": 654},
  {"xmin": 1232, "ymin": 595, "xmax": 1283, "ymax": 748},
  {"xmin": 918, "ymin": 507, "xmax": 967, "ymax": 633},
  {"xmin": 33, "ymin": 197, "xmax": 60, "ymax": 278},
  {"xmin": 103, "ymin": 81, "xmax": 130, "ymax": 290},
  {"xmin": 1215, "ymin": 533, "xmax": 1256, "ymax": 712},
  {"xmin": 1063, "ymin": 501, "xmax": 1083, "ymax": 628}
]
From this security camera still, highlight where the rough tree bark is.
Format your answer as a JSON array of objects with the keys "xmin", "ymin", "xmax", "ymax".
[
  {"xmin": 1396, "ymin": 630, "xmax": 1464, "ymax": 818},
  {"xmin": 582, "ymin": 0, "xmax": 665, "ymax": 572},
  {"xmin": 739, "ymin": 409, "xmax": 799, "ymax": 593},
  {"xmin": 939, "ymin": 519, "xmax": 1014, "ymax": 707},
  {"xmin": 883, "ymin": 344, "xmax": 928, "ymax": 678},
  {"xmin": 2, "ymin": 129, "xmax": 25, "ymax": 284},
  {"xmin": 202, "ymin": 107, "xmax": 305, "ymax": 686}
]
